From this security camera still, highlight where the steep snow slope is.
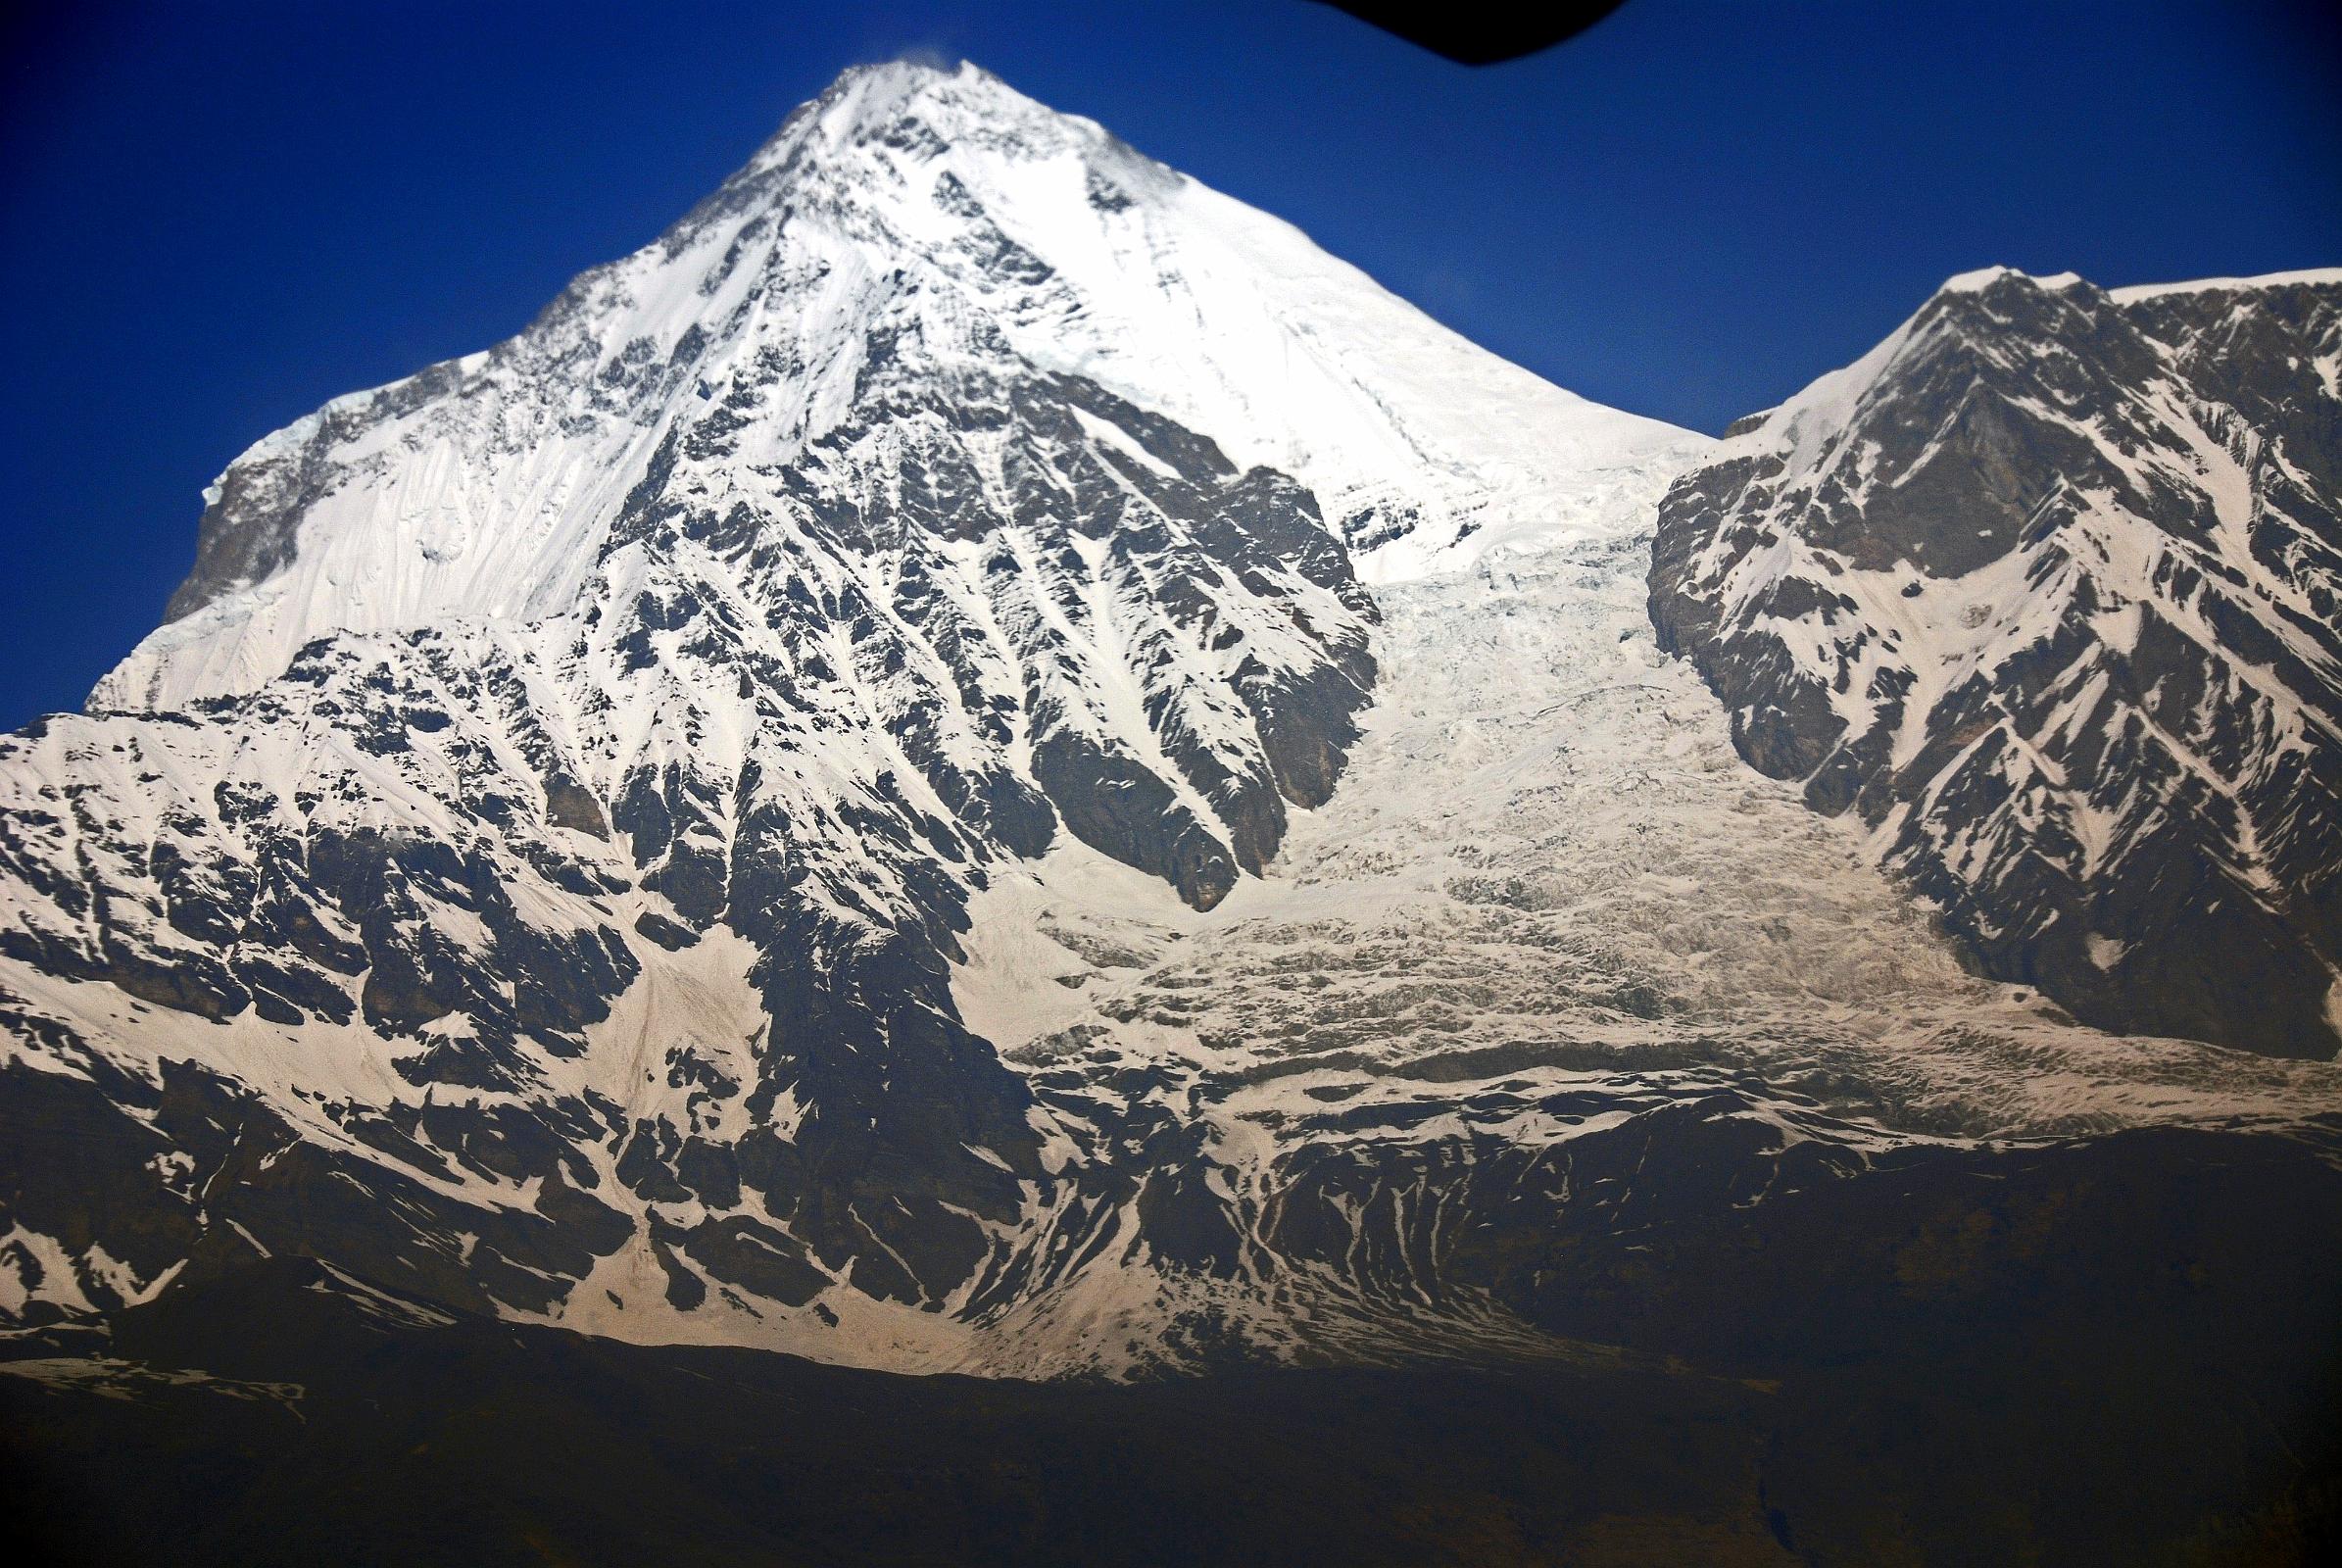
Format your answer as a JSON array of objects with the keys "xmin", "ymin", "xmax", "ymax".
[
  {"xmin": 1652, "ymin": 267, "xmax": 2342, "ymax": 1058},
  {"xmin": 937, "ymin": 496, "xmax": 2342, "ymax": 1374}
]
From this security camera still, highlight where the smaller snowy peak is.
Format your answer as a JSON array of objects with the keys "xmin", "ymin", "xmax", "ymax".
[
  {"xmin": 1728, "ymin": 264, "xmax": 2342, "ymax": 462},
  {"xmin": 1936, "ymin": 265, "xmax": 2027, "ymax": 293},
  {"xmin": 1652, "ymin": 262, "xmax": 2342, "ymax": 1059},
  {"xmin": 1936, "ymin": 265, "xmax": 2085, "ymax": 294},
  {"xmin": 1713, "ymin": 268, "xmax": 2086, "ymax": 459}
]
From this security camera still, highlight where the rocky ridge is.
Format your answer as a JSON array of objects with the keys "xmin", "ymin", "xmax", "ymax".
[{"xmin": 1653, "ymin": 267, "xmax": 2342, "ymax": 1058}]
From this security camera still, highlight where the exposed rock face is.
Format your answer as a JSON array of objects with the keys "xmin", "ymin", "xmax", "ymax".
[
  {"xmin": 1652, "ymin": 268, "xmax": 2342, "ymax": 1059},
  {"xmin": 1, "ymin": 334, "xmax": 1384, "ymax": 1321}
]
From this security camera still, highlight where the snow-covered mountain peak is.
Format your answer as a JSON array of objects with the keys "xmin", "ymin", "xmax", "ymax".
[
  {"xmin": 744, "ymin": 58, "xmax": 1145, "ymax": 182},
  {"xmin": 1655, "ymin": 263, "xmax": 2342, "ymax": 1057},
  {"xmin": 11, "ymin": 60, "xmax": 1724, "ymax": 1365},
  {"xmin": 93, "ymin": 61, "xmax": 1693, "ymax": 715},
  {"xmin": 1732, "ymin": 263, "xmax": 2342, "ymax": 455}
]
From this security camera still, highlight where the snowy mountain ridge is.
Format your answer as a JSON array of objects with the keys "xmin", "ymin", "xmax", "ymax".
[
  {"xmin": 4, "ymin": 67, "xmax": 2339, "ymax": 1377},
  {"xmin": 1653, "ymin": 264, "xmax": 2342, "ymax": 1056}
]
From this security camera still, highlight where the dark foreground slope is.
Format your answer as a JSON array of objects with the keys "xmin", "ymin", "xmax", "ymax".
[{"xmin": 8, "ymin": 1121, "xmax": 2341, "ymax": 1568}]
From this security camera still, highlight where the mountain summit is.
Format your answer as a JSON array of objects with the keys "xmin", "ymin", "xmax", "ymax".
[
  {"xmin": 4, "ymin": 61, "xmax": 1707, "ymax": 1366},
  {"xmin": 100, "ymin": 61, "xmax": 1684, "ymax": 713}
]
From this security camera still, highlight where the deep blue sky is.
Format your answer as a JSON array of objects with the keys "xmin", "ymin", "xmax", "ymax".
[{"xmin": 2, "ymin": 1, "xmax": 2337, "ymax": 729}]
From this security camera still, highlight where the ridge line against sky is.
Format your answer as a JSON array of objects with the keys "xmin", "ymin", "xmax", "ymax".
[{"xmin": 1, "ymin": 0, "xmax": 2337, "ymax": 731}]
